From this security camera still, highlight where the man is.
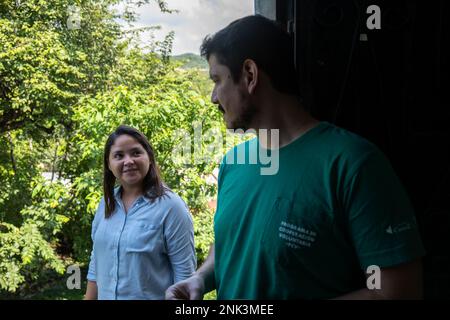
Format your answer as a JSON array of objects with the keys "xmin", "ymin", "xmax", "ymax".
[{"xmin": 166, "ymin": 15, "xmax": 425, "ymax": 300}]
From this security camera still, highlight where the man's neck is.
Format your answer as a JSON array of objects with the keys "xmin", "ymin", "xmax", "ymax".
[{"xmin": 253, "ymin": 93, "xmax": 320, "ymax": 149}]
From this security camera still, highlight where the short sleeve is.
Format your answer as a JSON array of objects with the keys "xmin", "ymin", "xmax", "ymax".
[{"xmin": 342, "ymin": 150, "xmax": 426, "ymax": 269}]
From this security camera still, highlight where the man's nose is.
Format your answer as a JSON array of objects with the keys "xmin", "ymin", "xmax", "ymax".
[{"xmin": 211, "ymin": 88, "xmax": 218, "ymax": 104}]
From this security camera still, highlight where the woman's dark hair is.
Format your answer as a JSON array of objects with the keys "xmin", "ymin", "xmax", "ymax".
[
  {"xmin": 103, "ymin": 125, "xmax": 167, "ymax": 218},
  {"xmin": 200, "ymin": 14, "xmax": 300, "ymax": 96}
]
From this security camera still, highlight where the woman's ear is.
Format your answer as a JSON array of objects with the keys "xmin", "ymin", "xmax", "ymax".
[{"xmin": 242, "ymin": 59, "xmax": 258, "ymax": 95}]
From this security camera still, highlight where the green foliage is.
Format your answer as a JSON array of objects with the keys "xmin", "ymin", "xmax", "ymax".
[
  {"xmin": 193, "ymin": 208, "xmax": 214, "ymax": 265},
  {"xmin": 0, "ymin": 0, "xmax": 117, "ymax": 135},
  {"xmin": 0, "ymin": 0, "xmax": 174, "ymax": 135},
  {"xmin": 0, "ymin": 221, "xmax": 65, "ymax": 292}
]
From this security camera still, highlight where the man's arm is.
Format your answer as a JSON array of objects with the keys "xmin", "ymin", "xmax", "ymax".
[
  {"xmin": 196, "ymin": 244, "xmax": 216, "ymax": 293},
  {"xmin": 165, "ymin": 244, "xmax": 215, "ymax": 300},
  {"xmin": 333, "ymin": 259, "xmax": 423, "ymax": 299}
]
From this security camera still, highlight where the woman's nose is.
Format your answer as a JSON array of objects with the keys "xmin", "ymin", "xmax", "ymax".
[{"xmin": 123, "ymin": 155, "xmax": 134, "ymax": 165}]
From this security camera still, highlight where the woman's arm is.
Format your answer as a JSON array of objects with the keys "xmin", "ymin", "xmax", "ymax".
[
  {"xmin": 164, "ymin": 196, "xmax": 198, "ymax": 283},
  {"xmin": 85, "ymin": 199, "xmax": 103, "ymax": 300},
  {"xmin": 84, "ymin": 280, "xmax": 98, "ymax": 300}
]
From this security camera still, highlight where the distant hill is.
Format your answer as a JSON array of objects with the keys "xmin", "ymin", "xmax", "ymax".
[{"xmin": 172, "ymin": 53, "xmax": 208, "ymax": 70}]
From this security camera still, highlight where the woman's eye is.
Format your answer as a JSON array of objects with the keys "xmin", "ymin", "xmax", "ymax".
[{"xmin": 114, "ymin": 154, "xmax": 122, "ymax": 159}]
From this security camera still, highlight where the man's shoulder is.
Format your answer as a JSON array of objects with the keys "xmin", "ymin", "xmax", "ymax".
[
  {"xmin": 313, "ymin": 122, "xmax": 380, "ymax": 160},
  {"xmin": 221, "ymin": 137, "xmax": 257, "ymax": 163}
]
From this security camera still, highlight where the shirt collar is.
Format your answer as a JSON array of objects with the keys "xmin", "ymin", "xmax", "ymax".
[{"xmin": 113, "ymin": 186, "xmax": 151, "ymax": 204}]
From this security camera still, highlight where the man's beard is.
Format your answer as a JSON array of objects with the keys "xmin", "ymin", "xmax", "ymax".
[{"xmin": 227, "ymin": 101, "xmax": 258, "ymax": 131}]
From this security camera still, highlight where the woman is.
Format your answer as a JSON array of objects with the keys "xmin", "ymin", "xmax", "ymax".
[{"xmin": 84, "ymin": 125, "xmax": 196, "ymax": 299}]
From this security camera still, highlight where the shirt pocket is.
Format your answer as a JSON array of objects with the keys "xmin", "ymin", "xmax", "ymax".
[
  {"xmin": 261, "ymin": 197, "xmax": 332, "ymax": 268},
  {"xmin": 126, "ymin": 223, "xmax": 162, "ymax": 254}
]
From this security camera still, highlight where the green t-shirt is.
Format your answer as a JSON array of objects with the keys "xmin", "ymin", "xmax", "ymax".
[{"xmin": 214, "ymin": 122, "xmax": 425, "ymax": 299}]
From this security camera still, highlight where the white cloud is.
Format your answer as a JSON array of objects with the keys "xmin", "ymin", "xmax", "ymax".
[{"xmin": 117, "ymin": 0, "xmax": 254, "ymax": 55}]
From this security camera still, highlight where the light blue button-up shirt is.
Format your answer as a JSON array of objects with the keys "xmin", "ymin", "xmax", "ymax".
[{"xmin": 87, "ymin": 188, "xmax": 196, "ymax": 299}]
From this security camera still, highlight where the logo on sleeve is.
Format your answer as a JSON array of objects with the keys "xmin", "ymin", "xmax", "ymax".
[{"xmin": 385, "ymin": 222, "xmax": 412, "ymax": 234}]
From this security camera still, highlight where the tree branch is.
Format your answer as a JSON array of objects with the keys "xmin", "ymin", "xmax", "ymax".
[{"xmin": 6, "ymin": 132, "xmax": 17, "ymax": 175}]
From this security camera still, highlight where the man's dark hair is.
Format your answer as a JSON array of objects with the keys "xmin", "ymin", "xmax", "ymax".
[
  {"xmin": 200, "ymin": 14, "xmax": 299, "ymax": 96},
  {"xmin": 103, "ymin": 125, "xmax": 167, "ymax": 218}
]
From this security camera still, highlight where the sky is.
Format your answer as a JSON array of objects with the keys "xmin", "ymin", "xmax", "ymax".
[{"xmin": 116, "ymin": 0, "xmax": 254, "ymax": 55}]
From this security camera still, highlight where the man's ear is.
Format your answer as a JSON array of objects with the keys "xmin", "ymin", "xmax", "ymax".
[{"xmin": 242, "ymin": 59, "xmax": 258, "ymax": 94}]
